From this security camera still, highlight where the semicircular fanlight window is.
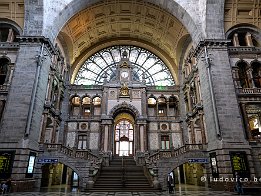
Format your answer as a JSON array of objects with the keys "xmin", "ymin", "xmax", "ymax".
[{"xmin": 74, "ymin": 45, "xmax": 175, "ymax": 86}]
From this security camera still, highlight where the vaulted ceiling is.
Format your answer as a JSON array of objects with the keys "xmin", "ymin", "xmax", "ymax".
[{"xmin": 59, "ymin": 0, "xmax": 189, "ymax": 83}]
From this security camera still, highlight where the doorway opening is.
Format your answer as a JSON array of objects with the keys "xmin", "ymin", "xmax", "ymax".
[
  {"xmin": 114, "ymin": 113, "xmax": 134, "ymax": 156},
  {"xmin": 40, "ymin": 163, "xmax": 79, "ymax": 192}
]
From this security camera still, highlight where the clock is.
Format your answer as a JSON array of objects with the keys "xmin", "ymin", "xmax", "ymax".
[{"xmin": 121, "ymin": 71, "xmax": 129, "ymax": 78}]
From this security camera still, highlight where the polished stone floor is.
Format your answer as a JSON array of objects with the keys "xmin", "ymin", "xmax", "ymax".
[{"xmin": 5, "ymin": 185, "xmax": 257, "ymax": 196}]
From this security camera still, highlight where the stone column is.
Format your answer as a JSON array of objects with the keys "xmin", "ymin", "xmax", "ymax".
[
  {"xmin": 101, "ymin": 87, "xmax": 108, "ymax": 117},
  {"xmin": 190, "ymin": 120, "xmax": 195, "ymax": 144},
  {"xmin": 245, "ymin": 32, "xmax": 254, "ymax": 47},
  {"xmin": 233, "ymin": 33, "xmax": 239, "ymax": 46},
  {"xmin": 246, "ymin": 67, "xmax": 255, "ymax": 88},
  {"xmin": 196, "ymin": 40, "xmax": 248, "ymax": 146},
  {"xmin": 40, "ymin": 113, "xmax": 48, "ymax": 143},
  {"xmin": 141, "ymin": 88, "xmax": 147, "ymax": 117},
  {"xmin": 101, "ymin": 119, "xmax": 113, "ymax": 152},
  {"xmin": 194, "ymin": 76, "xmax": 201, "ymax": 104},
  {"xmin": 6, "ymin": 64, "xmax": 14, "ymax": 85},
  {"xmin": 195, "ymin": 40, "xmax": 250, "ymax": 180},
  {"xmin": 198, "ymin": 112, "xmax": 206, "ymax": 144},
  {"xmin": 166, "ymin": 100, "xmax": 170, "ymax": 117},
  {"xmin": 140, "ymin": 125, "xmax": 144, "ymax": 152},
  {"xmin": 104, "ymin": 125, "xmax": 109, "ymax": 152},
  {"xmin": 47, "ymin": 73, "xmax": 54, "ymax": 101}
]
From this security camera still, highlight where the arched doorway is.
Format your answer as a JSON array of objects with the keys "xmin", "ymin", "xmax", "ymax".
[{"xmin": 114, "ymin": 113, "xmax": 134, "ymax": 156}]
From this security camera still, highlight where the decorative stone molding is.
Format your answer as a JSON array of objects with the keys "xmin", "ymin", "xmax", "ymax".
[
  {"xmin": 109, "ymin": 101, "xmax": 140, "ymax": 118},
  {"xmin": 17, "ymin": 36, "xmax": 56, "ymax": 55},
  {"xmin": 193, "ymin": 39, "xmax": 231, "ymax": 59}
]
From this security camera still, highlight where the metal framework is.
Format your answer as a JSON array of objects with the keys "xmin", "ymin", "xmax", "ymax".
[{"xmin": 74, "ymin": 45, "xmax": 175, "ymax": 86}]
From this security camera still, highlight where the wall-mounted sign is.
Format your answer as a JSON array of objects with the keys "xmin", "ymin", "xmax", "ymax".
[
  {"xmin": 210, "ymin": 152, "xmax": 219, "ymax": 178},
  {"xmin": 188, "ymin": 158, "xmax": 209, "ymax": 163},
  {"xmin": 230, "ymin": 151, "xmax": 250, "ymax": 178},
  {"xmin": 37, "ymin": 158, "xmax": 58, "ymax": 164},
  {"xmin": 26, "ymin": 152, "xmax": 36, "ymax": 178},
  {"xmin": 0, "ymin": 151, "xmax": 15, "ymax": 179}
]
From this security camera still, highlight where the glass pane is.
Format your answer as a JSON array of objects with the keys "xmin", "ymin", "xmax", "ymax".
[
  {"xmin": 74, "ymin": 45, "xmax": 175, "ymax": 86},
  {"xmin": 116, "ymin": 142, "xmax": 119, "ymax": 154},
  {"xmin": 120, "ymin": 141, "xmax": 129, "ymax": 156},
  {"xmin": 129, "ymin": 142, "xmax": 132, "ymax": 154},
  {"xmin": 162, "ymin": 141, "xmax": 165, "ymax": 149},
  {"xmin": 166, "ymin": 141, "xmax": 170, "ymax": 149}
]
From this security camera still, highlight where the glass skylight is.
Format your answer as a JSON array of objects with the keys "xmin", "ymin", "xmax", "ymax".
[{"xmin": 74, "ymin": 45, "xmax": 175, "ymax": 86}]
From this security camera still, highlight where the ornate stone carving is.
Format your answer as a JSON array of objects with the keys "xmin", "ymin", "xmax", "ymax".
[{"xmin": 109, "ymin": 102, "xmax": 140, "ymax": 118}]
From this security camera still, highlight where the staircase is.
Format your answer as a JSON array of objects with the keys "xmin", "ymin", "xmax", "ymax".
[{"xmin": 89, "ymin": 156, "xmax": 155, "ymax": 192}]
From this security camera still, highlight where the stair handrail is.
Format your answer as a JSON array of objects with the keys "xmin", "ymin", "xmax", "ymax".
[
  {"xmin": 145, "ymin": 144, "xmax": 204, "ymax": 164},
  {"xmin": 44, "ymin": 143, "xmax": 102, "ymax": 163},
  {"xmin": 121, "ymin": 155, "xmax": 126, "ymax": 187}
]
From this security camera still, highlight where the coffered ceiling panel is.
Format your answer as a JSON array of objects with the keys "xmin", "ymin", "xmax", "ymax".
[
  {"xmin": 0, "ymin": 0, "xmax": 24, "ymax": 28},
  {"xmin": 60, "ymin": 0, "xmax": 189, "ymax": 69},
  {"xmin": 225, "ymin": 0, "xmax": 261, "ymax": 32}
]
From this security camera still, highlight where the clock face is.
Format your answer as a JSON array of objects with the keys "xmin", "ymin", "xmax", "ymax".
[{"xmin": 121, "ymin": 71, "xmax": 129, "ymax": 78}]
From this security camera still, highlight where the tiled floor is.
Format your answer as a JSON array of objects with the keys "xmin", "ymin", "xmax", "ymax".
[{"xmin": 5, "ymin": 185, "xmax": 256, "ymax": 196}]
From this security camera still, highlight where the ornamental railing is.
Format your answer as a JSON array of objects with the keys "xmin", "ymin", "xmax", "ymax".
[
  {"xmin": 237, "ymin": 88, "xmax": 261, "ymax": 94},
  {"xmin": 146, "ymin": 144, "xmax": 204, "ymax": 164},
  {"xmin": 44, "ymin": 143, "xmax": 101, "ymax": 163}
]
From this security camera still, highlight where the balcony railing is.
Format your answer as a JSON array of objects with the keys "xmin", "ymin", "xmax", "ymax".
[
  {"xmin": 237, "ymin": 88, "xmax": 261, "ymax": 95},
  {"xmin": 0, "ymin": 84, "xmax": 9, "ymax": 93}
]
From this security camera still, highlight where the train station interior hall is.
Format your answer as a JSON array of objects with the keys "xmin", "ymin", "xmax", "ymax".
[{"xmin": 0, "ymin": 0, "xmax": 261, "ymax": 195}]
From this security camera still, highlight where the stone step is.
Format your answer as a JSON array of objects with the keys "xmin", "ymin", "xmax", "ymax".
[{"xmin": 89, "ymin": 156, "xmax": 154, "ymax": 192}]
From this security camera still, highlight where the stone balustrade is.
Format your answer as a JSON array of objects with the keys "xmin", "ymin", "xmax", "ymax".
[
  {"xmin": 146, "ymin": 144, "xmax": 204, "ymax": 163},
  {"xmin": 45, "ymin": 143, "xmax": 100, "ymax": 163},
  {"xmin": 237, "ymin": 88, "xmax": 261, "ymax": 94},
  {"xmin": 0, "ymin": 84, "xmax": 9, "ymax": 92}
]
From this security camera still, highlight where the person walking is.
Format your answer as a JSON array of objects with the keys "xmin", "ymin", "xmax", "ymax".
[
  {"xmin": 1, "ymin": 181, "xmax": 8, "ymax": 195},
  {"xmin": 167, "ymin": 173, "xmax": 174, "ymax": 194},
  {"xmin": 235, "ymin": 172, "xmax": 244, "ymax": 195},
  {"xmin": 6, "ymin": 179, "xmax": 11, "ymax": 193}
]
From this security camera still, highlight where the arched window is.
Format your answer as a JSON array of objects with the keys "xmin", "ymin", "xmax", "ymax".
[
  {"xmin": 251, "ymin": 62, "xmax": 261, "ymax": 88},
  {"xmin": 158, "ymin": 96, "xmax": 167, "ymax": 116},
  {"xmin": 227, "ymin": 27, "xmax": 261, "ymax": 47},
  {"xmin": 0, "ymin": 23, "xmax": 19, "ymax": 42},
  {"xmin": 82, "ymin": 97, "xmax": 91, "ymax": 117},
  {"xmin": 93, "ymin": 97, "xmax": 101, "ymax": 115},
  {"xmin": 237, "ymin": 61, "xmax": 250, "ymax": 88},
  {"xmin": 147, "ymin": 96, "xmax": 156, "ymax": 116},
  {"xmin": 169, "ymin": 96, "xmax": 179, "ymax": 116},
  {"xmin": 93, "ymin": 97, "xmax": 101, "ymax": 106},
  {"xmin": 74, "ymin": 45, "xmax": 175, "ymax": 86},
  {"xmin": 0, "ymin": 58, "xmax": 9, "ymax": 85},
  {"xmin": 71, "ymin": 96, "xmax": 81, "ymax": 116},
  {"xmin": 148, "ymin": 97, "xmax": 156, "ymax": 107}
]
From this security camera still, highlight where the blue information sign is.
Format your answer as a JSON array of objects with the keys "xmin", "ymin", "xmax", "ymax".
[
  {"xmin": 188, "ymin": 158, "xmax": 208, "ymax": 163},
  {"xmin": 37, "ymin": 158, "xmax": 58, "ymax": 164}
]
